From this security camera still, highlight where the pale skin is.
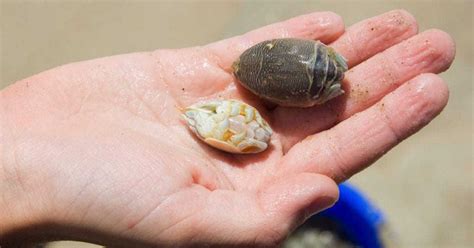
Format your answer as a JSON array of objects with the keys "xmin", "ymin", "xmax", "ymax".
[{"xmin": 0, "ymin": 9, "xmax": 455, "ymax": 247}]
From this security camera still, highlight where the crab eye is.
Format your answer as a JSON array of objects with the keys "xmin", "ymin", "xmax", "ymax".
[{"xmin": 182, "ymin": 99, "xmax": 272, "ymax": 154}]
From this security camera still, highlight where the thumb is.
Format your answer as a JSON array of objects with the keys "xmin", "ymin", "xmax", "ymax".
[{"xmin": 259, "ymin": 173, "xmax": 339, "ymax": 232}]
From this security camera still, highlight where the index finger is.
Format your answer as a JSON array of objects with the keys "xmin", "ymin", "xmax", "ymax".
[{"xmin": 280, "ymin": 73, "xmax": 449, "ymax": 182}]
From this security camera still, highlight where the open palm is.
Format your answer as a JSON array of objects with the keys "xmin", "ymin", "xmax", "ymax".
[{"xmin": 0, "ymin": 10, "xmax": 454, "ymax": 247}]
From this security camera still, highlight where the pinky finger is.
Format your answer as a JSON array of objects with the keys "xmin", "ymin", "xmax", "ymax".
[
  {"xmin": 206, "ymin": 11, "xmax": 344, "ymax": 69},
  {"xmin": 281, "ymin": 73, "xmax": 449, "ymax": 182}
]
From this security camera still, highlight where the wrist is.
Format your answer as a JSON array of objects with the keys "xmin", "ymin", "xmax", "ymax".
[{"xmin": 0, "ymin": 91, "xmax": 50, "ymax": 244}]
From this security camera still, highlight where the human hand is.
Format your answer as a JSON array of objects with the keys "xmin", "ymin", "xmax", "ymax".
[{"xmin": 0, "ymin": 9, "xmax": 454, "ymax": 247}]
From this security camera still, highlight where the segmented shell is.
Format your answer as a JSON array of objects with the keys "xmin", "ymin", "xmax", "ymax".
[
  {"xmin": 232, "ymin": 38, "xmax": 348, "ymax": 107},
  {"xmin": 182, "ymin": 99, "xmax": 272, "ymax": 154}
]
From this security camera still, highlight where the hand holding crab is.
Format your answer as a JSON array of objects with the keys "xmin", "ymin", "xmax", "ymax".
[{"xmin": 0, "ymin": 10, "xmax": 454, "ymax": 247}]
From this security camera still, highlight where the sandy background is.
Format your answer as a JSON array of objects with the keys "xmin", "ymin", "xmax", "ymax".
[{"xmin": 1, "ymin": 1, "xmax": 472, "ymax": 248}]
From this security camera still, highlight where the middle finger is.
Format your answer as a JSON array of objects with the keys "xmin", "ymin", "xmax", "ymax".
[{"xmin": 273, "ymin": 19, "xmax": 454, "ymax": 152}]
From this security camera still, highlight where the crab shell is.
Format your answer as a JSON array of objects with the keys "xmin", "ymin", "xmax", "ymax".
[
  {"xmin": 182, "ymin": 99, "xmax": 272, "ymax": 154},
  {"xmin": 232, "ymin": 38, "xmax": 348, "ymax": 107}
]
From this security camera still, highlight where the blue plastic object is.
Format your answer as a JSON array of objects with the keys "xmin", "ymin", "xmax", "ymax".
[{"xmin": 308, "ymin": 182, "xmax": 387, "ymax": 248}]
